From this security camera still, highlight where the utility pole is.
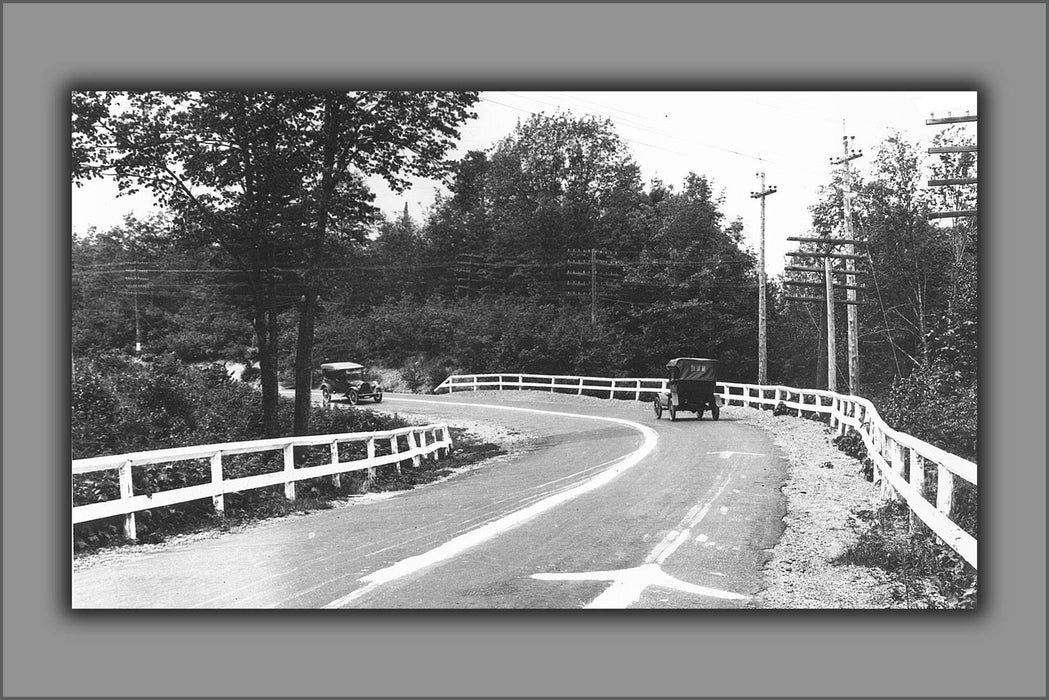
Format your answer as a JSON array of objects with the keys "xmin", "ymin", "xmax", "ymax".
[
  {"xmin": 830, "ymin": 134, "xmax": 863, "ymax": 394},
  {"xmin": 134, "ymin": 264, "xmax": 143, "ymax": 354},
  {"xmin": 784, "ymin": 240, "xmax": 867, "ymax": 393},
  {"xmin": 750, "ymin": 173, "xmax": 777, "ymax": 385},
  {"xmin": 590, "ymin": 247, "xmax": 598, "ymax": 325},
  {"xmin": 566, "ymin": 248, "xmax": 622, "ymax": 324},
  {"xmin": 123, "ymin": 264, "xmax": 148, "ymax": 355},
  {"xmin": 822, "ymin": 254, "xmax": 836, "ymax": 391}
]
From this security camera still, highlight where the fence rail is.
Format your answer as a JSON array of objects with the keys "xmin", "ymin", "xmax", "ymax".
[
  {"xmin": 73, "ymin": 424, "xmax": 453, "ymax": 540},
  {"xmin": 435, "ymin": 373, "xmax": 977, "ymax": 569}
]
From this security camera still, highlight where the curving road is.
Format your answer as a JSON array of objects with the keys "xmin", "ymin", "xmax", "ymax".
[{"xmin": 73, "ymin": 391, "xmax": 787, "ymax": 609}]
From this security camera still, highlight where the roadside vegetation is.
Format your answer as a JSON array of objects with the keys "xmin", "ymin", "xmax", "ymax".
[{"xmin": 830, "ymin": 428, "xmax": 977, "ymax": 608}]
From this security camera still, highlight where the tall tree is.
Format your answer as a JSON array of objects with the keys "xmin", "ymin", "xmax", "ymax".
[
  {"xmin": 620, "ymin": 174, "xmax": 757, "ymax": 378},
  {"xmin": 72, "ymin": 90, "xmax": 478, "ymax": 435},
  {"xmin": 280, "ymin": 91, "xmax": 479, "ymax": 433},
  {"xmin": 484, "ymin": 113, "xmax": 646, "ymax": 282}
]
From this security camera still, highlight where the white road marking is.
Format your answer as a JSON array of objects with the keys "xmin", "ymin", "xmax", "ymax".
[
  {"xmin": 535, "ymin": 563, "xmax": 748, "ymax": 608},
  {"xmin": 706, "ymin": 451, "xmax": 766, "ymax": 459},
  {"xmin": 322, "ymin": 399, "xmax": 659, "ymax": 609},
  {"xmin": 647, "ymin": 469, "xmax": 736, "ymax": 565},
  {"xmin": 531, "ymin": 456, "xmax": 750, "ymax": 608}
]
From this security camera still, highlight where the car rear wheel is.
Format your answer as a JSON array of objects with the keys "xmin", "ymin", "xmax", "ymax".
[
  {"xmin": 347, "ymin": 389, "xmax": 359, "ymax": 406},
  {"xmin": 653, "ymin": 399, "xmax": 663, "ymax": 419},
  {"xmin": 374, "ymin": 392, "xmax": 383, "ymax": 403},
  {"xmin": 711, "ymin": 404, "xmax": 720, "ymax": 420},
  {"xmin": 321, "ymin": 386, "xmax": 332, "ymax": 408},
  {"xmin": 669, "ymin": 404, "xmax": 677, "ymax": 421},
  {"xmin": 697, "ymin": 408, "xmax": 705, "ymax": 420}
]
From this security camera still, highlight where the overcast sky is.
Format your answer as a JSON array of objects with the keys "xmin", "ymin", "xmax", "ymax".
[{"xmin": 71, "ymin": 90, "xmax": 976, "ymax": 276}]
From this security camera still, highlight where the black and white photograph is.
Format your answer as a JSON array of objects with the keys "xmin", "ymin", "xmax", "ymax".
[{"xmin": 70, "ymin": 89, "xmax": 980, "ymax": 610}]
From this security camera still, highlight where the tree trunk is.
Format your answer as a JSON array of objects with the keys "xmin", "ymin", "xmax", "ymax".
[
  {"xmin": 253, "ymin": 289, "xmax": 281, "ymax": 438},
  {"xmin": 292, "ymin": 92, "xmax": 340, "ymax": 436},
  {"xmin": 293, "ymin": 287, "xmax": 318, "ymax": 435}
]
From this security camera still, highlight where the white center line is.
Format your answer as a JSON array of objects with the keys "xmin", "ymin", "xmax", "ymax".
[{"xmin": 322, "ymin": 400, "xmax": 658, "ymax": 609}]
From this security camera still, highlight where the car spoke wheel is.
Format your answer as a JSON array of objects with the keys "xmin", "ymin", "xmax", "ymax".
[
  {"xmin": 712, "ymin": 404, "xmax": 720, "ymax": 420},
  {"xmin": 697, "ymin": 408, "xmax": 704, "ymax": 420},
  {"xmin": 374, "ymin": 392, "xmax": 383, "ymax": 403},
  {"xmin": 653, "ymin": 399, "xmax": 663, "ymax": 419},
  {"xmin": 321, "ymin": 387, "xmax": 332, "ymax": 408},
  {"xmin": 347, "ymin": 389, "xmax": 359, "ymax": 406}
]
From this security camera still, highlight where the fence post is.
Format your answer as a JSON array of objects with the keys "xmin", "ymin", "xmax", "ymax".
[
  {"xmin": 423, "ymin": 429, "xmax": 434, "ymax": 461},
  {"xmin": 908, "ymin": 448, "xmax": 924, "ymax": 530},
  {"xmin": 364, "ymin": 437, "xmax": 376, "ymax": 491},
  {"xmin": 210, "ymin": 452, "xmax": 224, "ymax": 516},
  {"xmin": 887, "ymin": 439, "xmax": 905, "ymax": 501},
  {"xmin": 119, "ymin": 460, "xmax": 137, "ymax": 540},
  {"xmin": 577, "ymin": 377, "xmax": 584, "ymax": 395},
  {"xmin": 936, "ymin": 464, "xmax": 955, "ymax": 517},
  {"xmin": 409, "ymin": 430, "xmax": 422, "ymax": 468},
  {"xmin": 609, "ymin": 379, "xmax": 615, "ymax": 399},
  {"xmin": 796, "ymin": 392, "xmax": 803, "ymax": 417},
  {"xmin": 330, "ymin": 440, "xmax": 341, "ymax": 489},
  {"xmin": 473, "ymin": 376, "xmax": 478, "ymax": 392},
  {"xmin": 283, "ymin": 444, "xmax": 296, "ymax": 501},
  {"xmin": 498, "ymin": 375, "xmax": 504, "ymax": 391},
  {"xmin": 635, "ymin": 379, "xmax": 641, "ymax": 401},
  {"xmin": 390, "ymin": 435, "xmax": 401, "ymax": 475},
  {"xmin": 519, "ymin": 375, "xmax": 524, "ymax": 391},
  {"xmin": 868, "ymin": 426, "xmax": 882, "ymax": 487}
]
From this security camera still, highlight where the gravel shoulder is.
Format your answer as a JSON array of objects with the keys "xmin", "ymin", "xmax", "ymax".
[{"xmin": 735, "ymin": 407, "xmax": 901, "ymax": 608}]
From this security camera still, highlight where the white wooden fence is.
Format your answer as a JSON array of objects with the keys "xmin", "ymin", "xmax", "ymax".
[
  {"xmin": 435, "ymin": 373, "xmax": 978, "ymax": 569},
  {"xmin": 73, "ymin": 424, "xmax": 452, "ymax": 541},
  {"xmin": 435, "ymin": 372, "xmax": 670, "ymax": 399}
]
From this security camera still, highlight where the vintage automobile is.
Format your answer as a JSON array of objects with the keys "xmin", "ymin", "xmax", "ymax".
[
  {"xmin": 653, "ymin": 357, "xmax": 722, "ymax": 421},
  {"xmin": 319, "ymin": 362, "xmax": 383, "ymax": 407}
]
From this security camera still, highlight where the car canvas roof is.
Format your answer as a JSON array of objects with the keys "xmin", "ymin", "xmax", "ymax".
[
  {"xmin": 666, "ymin": 357, "xmax": 717, "ymax": 366},
  {"xmin": 320, "ymin": 362, "xmax": 364, "ymax": 370}
]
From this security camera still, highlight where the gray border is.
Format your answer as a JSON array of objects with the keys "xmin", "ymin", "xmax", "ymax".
[{"xmin": 4, "ymin": 2, "xmax": 1045, "ymax": 698}]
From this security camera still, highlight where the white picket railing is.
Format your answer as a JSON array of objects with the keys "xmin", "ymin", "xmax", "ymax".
[
  {"xmin": 436, "ymin": 372, "xmax": 670, "ymax": 399},
  {"xmin": 435, "ymin": 373, "xmax": 977, "ymax": 569},
  {"xmin": 73, "ymin": 424, "xmax": 453, "ymax": 541}
]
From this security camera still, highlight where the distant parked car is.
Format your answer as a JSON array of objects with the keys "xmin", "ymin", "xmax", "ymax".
[{"xmin": 319, "ymin": 362, "xmax": 383, "ymax": 407}]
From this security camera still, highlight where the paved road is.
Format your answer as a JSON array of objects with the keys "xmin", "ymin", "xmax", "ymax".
[{"xmin": 73, "ymin": 391, "xmax": 786, "ymax": 609}]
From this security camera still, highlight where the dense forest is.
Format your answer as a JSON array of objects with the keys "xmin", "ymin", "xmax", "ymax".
[{"xmin": 72, "ymin": 92, "xmax": 977, "ymax": 461}]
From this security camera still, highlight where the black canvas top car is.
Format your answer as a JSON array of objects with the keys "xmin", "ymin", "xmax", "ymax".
[
  {"xmin": 653, "ymin": 357, "xmax": 721, "ymax": 421},
  {"xmin": 319, "ymin": 362, "xmax": 383, "ymax": 407}
]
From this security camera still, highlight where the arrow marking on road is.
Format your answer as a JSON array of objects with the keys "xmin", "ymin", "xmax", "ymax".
[
  {"xmin": 534, "ymin": 460, "xmax": 750, "ymax": 608},
  {"xmin": 534, "ymin": 562, "xmax": 748, "ymax": 608}
]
